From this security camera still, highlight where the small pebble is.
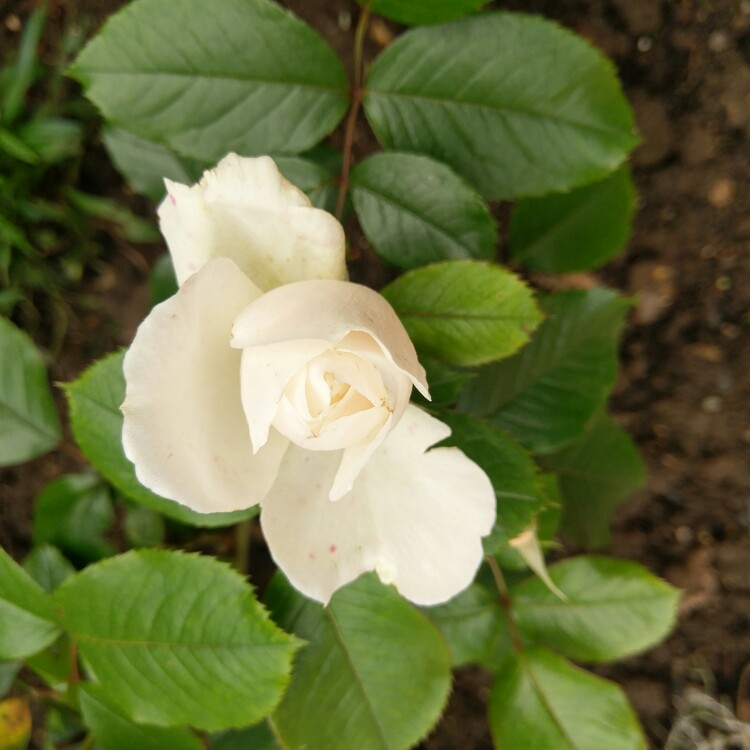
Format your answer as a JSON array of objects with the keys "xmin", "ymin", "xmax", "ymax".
[
  {"xmin": 4, "ymin": 14, "xmax": 20, "ymax": 31},
  {"xmin": 637, "ymin": 35, "xmax": 653, "ymax": 52},
  {"xmin": 708, "ymin": 29, "xmax": 730, "ymax": 53},
  {"xmin": 701, "ymin": 395, "xmax": 723, "ymax": 413},
  {"xmin": 337, "ymin": 10, "xmax": 351, "ymax": 31},
  {"xmin": 715, "ymin": 275, "xmax": 731, "ymax": 291},
  {"xmin": 675, "ymin": 526, "xmax": 694, "ymax": 544},
  {"xmin": 708, "ymin": 178, "xmax": 735, "ymax": 208}
]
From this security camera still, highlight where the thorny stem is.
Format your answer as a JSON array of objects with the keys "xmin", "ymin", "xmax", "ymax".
[
  {"xmin": 235, "ymin": 518, "xmax": 252, "ymax": 575},
  {"xmin": 486, "ymin": 555, "xmax": 524, "ymax": 652},
  {"xmin": 335, "ymin": 3, "xmax": 370, "ymax": 221}
]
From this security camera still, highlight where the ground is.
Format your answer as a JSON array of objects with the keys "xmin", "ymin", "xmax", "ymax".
[{"xmin": 1, "ymin": 1, "xmax": 749, "ymax": 748}]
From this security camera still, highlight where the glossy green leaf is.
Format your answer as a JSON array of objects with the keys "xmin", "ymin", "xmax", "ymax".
[
  {"xmin": 22, "ymin": 546, "xmax": 75, "ymax": 594},
  {"xmin": 0, "ymin": 547, "xmax": 61, "ymax": 660},
  {"xmin": 382, "ymin": 260, "xmax": 541, "ymax": 367},
  {"xmin": 211, "ymin": 723, "xmax": 280, "ymax": 750},
  {"xmin": 33, "ymin": 473, "xmax": 114, "ymax": 563},
  {"xmin": 512, "ymin": 556, "xmax": 679, "ymax": 662},
  {"xmin": 124, "ymin": 505, "xmax": 165, "ymax": 548},
  {"xmin": 102, "ymin": 128, "xmax": 202, "ymax": 201},
  {"xmin": 74, "ymin": 0, "xmax": 349, "ymax": 163},
  {"xmin": 79, "ymin": 684, "xmax": 203, "ymax": 750},
  {"xmin": 365, "ymin": 13, "xmax": 637, "ymax": 199},
  {"xmin": 541, "ymin": 413, "xmax": 646, "ymax": 547},
  {"xmin": 489, "ymin": 648, "xmax": 646, "ymax": 750},
  {"xmin": 0, "ymin": 316, "xmax": 60, "ymax": 466},
  {"xmin": 437, "ymin": 412, "xmax": 542, "ymax": 546},
  {"xmin": 360, "ymin": 0, "xmax": 488, "ymax": 25},
  {"xmin": 424, "ymin": 583, "xmax": 510, "ymax": 668},
  {"xmin": 0, "ymin": 662, "xmax": 19, "ymax": 697},
  {"xmin": 55, "ymin": 550, "xmax": 299, "ymax": 731},
  {"xmin": 267, "ymin": 573, "xmax": 451, "ymax": 750},
  {"xmin": 351, "ymin": 152, "xmax": 496, "ymax": 268},
  {"xmin": 510, "ymin": 167, "xmax": 636, "ymax": 273},
  {"xmin": 413, "ymin": 358, "xmax": 472, "ymax": 407},
  {"xmin": 66, "ymin": 351, "xmax": 255, "ymax": 527},
  {"xmin": 150, "ymin": 254, "xmax": 178, "ymax": 307},
  {"xmin": 275, "ymin": 148, "xmax": 342, "ymax": 214},
  {"xmin": 459, "ymin": 289, "xmax": 630, "ymax": 452}
]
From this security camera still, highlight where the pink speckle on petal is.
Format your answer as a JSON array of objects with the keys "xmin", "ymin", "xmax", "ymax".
[
  {"xmin": 169, "ymin": 193, "xmax": 176, "ymax": 205},
  {"xmin": 308, "ymin": 552, "xmax": 316, "ymax": 560},
  {"xmin": 329, "ymin": 544, "xmax": 337, "ymax": 554}
]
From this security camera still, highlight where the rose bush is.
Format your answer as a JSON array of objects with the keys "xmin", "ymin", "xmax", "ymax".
[{"xmin": 121, "ymin": 154, "xmax": 496, "ymax": 604}]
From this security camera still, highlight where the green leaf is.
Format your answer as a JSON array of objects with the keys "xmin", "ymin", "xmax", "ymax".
[
  {"xmin": 424, "ymin": 583, "xmax": 510, "ymax": 668},
  {"xmin": 489, "ymin": 648, "xmax": 646, "ymax": 750},
  {"xmin": 74, "ymin": 0, "xmax": 349, "ymax": 163},
  {"xmin": 124, "ymin": 505, "xmax": 165, "ymax": 548},
  {"xmin": 512, "ymin": 556, "xmax": 679, "ymax": 662},
  {"xmin": 458, "ymin": 289, "xmax": 630, "ymax": 452},
  {"xmin": 102, "ymin": 127, "xmax": 202, "ymax": 201},
  {"xmin": 150, "ymin": 253, "xmax": 178, "ymax": 307},
  {"xmin": 266, "ymin": 573, "xmax": 451, "ymax": 750},
  {"xmin": 0, "ymin": 317, "xmax": 61, "ymax": 466},
  {"xmin": 0, "ymin": 547, "xmax": 61, "ymax": 660},
  {"xmin": 0, "ymin": 127, "xmax": 39, "ymax": 164},
  {"xmin": 437, "ymin": 412, "xmax": 543, "ymax": 546},
  {"xmin": 79, "ymin": 684, "xmax": 203, "ymax": 750},
  {"xmin": 0, "ymin": 662, "xmax": 20, "ymax": 698},
  {"xmin": 66, "ymin": 351, "xmax": 255, "ymax": 528},
  {"xmin": 55, "ymin": 550, "xmax": 299, "ymax": 731},
  {"xmin": 540, "ymin": 413, "xmax": 646, "ymax": 547},
  {"xmin": 351, "ymin": 152, "xmax": 496, "ymax": 269},
  {"xmin": 381, "ymin": 260, "xmax": 541, "ymax": 367},
  {"xmin": 22, "ymin": 546, "xmax": 75, "ymax": 594},
  {"xmin": 360, "ymin": 0, "xmax": 488, "ymax": 25},
  {"xmin": 510, "ymin": 167, "xmax": 636, "ymax": 273},
  {"xmin": 18, "ymin": 117, "xmax": 82, "ymax": 164},
  {"xmin": 275, "ymin": 148, "xmax": 342, "ymax": 214},
  {"xmin": 364, "ymin": 12, "xmax": 637, "ymax": 199},
  {"xmin": 33, "ymin": 473, "xmax": 114, "ymax": 563},
  {"xmin": 211, "ymin": 723, "xmax": 280, "ymax": 750},
  {"xmin": 0, "ymin": 696, "xmax": 31, "ymax": 750},
  {"xmin": 2, "ymin": 6, "xmax": 45, "ymax": 125},
  {"xmin": 413, "ymin": 357, "xmax": 472, "ymax": 407}
]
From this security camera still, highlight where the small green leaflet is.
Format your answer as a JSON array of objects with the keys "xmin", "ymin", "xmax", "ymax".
[
  {"xmin": 510, "ymin": 167, "xmax": 636, "ymax": 273},
  {"xmin": 22, "ymin": 545, "xmax": 75, "ymax": 594},
  {"xmin": 359, "ymin": 0, "xmax": 488, "ymax": 26},
  {"xmin": 55, "ymin": 550, "xmax": 299, "ymax": 731},
  {"xmin": 365, "ymin": 12, "xmax": 638, "ymax": 199},
  {"xmin": 489, "ymin": 648, "xmax": 646, "ymax": 750},
  {"xmin": 351, "ymin": 152, "xmax": 496, "ymax": 269},
  {"xmin": 540, "ymin": 413, "xmax": 646, "ymax": 547},
  {"xmin": 0, "ymin": 547, "xmax": 61, "ymax": 660},
  {"xmin": 458, "ymin": 288, "xmax": 630, "ymax": 452},
  {"xmin": 266, "ymin": 573, "xmax": 451, "ymax": 750},
  {"xmin": 382, "ymin": 260, "xmax": 541, "ymax": 367},
  {"xmin": 512, "ymin": 556, "xmax": 679, "ymax": 662},
  {"xmin": 73, "ymin": 0, "xmax": 349, "ymax": 163},
  {"xmin": 0, "ymin": 316, "xmax": 60, "ymax": 466}
]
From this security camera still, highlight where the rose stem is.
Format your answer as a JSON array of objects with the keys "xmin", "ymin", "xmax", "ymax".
[
  {"xmin": 234, "ymin": 519, "xmax": 252, "ymax": 575},
  {"xmin": 335, "ymin": 3, "xmax": 370, "ymax": 221},
  {"xmin": 486, "ymin": 555, "xmax": 524, "ymax": 652}
]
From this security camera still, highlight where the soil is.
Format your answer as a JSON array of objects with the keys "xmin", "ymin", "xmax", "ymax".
[{"xmin": 2, "ymin": 1, "xmax": 750, "ymax": 749}]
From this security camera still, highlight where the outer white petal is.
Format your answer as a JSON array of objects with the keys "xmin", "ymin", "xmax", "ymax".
[
  {"xmin": 260, "ymin": 404, "xmax": 496, "ymax": 605},
  {"xmin": 157, "ymin": 154, "xmax": 346, "ymax": 290},
  {"xmin": 232, "ymin": 279, "xmax": 429, "ymax": 398},
  {"xmin": 122, "ymin": 258, "xmax": 289, "ymax": 513}
]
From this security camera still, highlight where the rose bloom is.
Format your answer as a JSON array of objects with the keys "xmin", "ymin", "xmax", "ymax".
[{"xmin": 122, "ymin": 154, "xmax": 495, "ymax": 605}]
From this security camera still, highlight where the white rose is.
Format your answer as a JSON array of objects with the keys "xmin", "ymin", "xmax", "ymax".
[{"xmin": 122, "ymin": 154, "xmax": 495, "ymax": 605}]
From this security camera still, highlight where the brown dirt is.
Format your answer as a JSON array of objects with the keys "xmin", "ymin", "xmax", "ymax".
[{"xmin": 2, "ymin": 1, "xmax": 749, "ymax": 749}]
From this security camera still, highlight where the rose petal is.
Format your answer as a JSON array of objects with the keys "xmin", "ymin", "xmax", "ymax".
[
  {"xmin": 232, "ymin": 279, "xmax": 429, "ymax": 398},
  {"xmin": 239, "ymin": 340, "xmax": 332, "ymax": 451},
  {"xmin": 158, "ymin": 154, "xmax": 346, "ymax": 290},
  {"xmin": 260, "ymin": 404, "xmax": 496, "ymax": 605},
  {"xmin": 122, "ymin": 258, "xmax": 289, "ymax": 513}
]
